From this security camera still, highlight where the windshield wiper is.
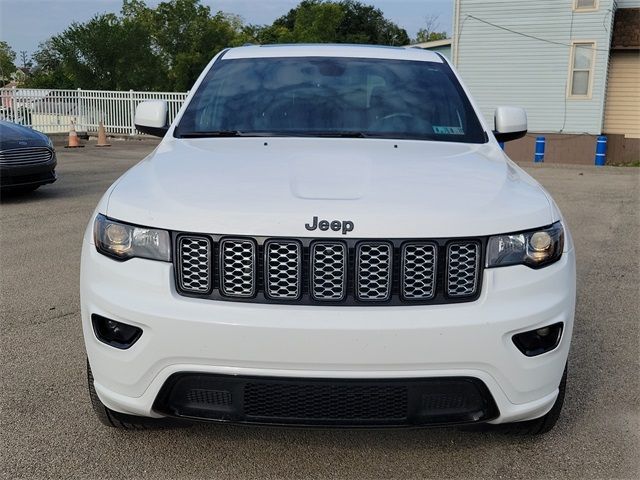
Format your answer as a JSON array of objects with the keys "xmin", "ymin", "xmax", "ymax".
[
  {"xmin": 300, "ymin": 131, "xmax": 375, "ymax": 138},
  {"xmin": 178, "ymin": 130, "xmax": 381, "ymax": 139},
  {"xmin": 178, "ymin": 130, "xmax": 249, "ymax": 138}
]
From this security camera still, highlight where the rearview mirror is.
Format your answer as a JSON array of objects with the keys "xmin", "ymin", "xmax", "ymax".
[
  {"xmin": 134, "ymin": 101, "xmax": 168, "ymax": 137},
  {"xmin": 494, "ymin": 106, "xmax": 527, "ymax": 143}
]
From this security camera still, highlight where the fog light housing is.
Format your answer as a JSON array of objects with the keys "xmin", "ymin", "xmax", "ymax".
[
  {"xmin": 91, "ymin": 314, "xmax": 142, "ymax": 349},
  {"xmin": 512, "ymin": 322, "xmax": 563, "ymax": 357}
]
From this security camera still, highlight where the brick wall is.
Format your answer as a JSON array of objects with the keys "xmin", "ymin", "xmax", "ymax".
[{"xmin": 611, "ymin": 8, "xmax": 640, "ymax": 48}]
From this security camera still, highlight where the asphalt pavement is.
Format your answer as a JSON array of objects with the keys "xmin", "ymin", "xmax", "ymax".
[{"xmin": 1, "ymin": 139, "xmax": 638, "ymax": 479}]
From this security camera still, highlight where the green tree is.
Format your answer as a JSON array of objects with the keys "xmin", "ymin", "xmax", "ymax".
[
  {"xmin": 414, "ymin": 14, "xmax": 448, "ymax": 43},
  {"xmin": 27, "ymin": 13, "xmax": 164, "ymax": 90},
  {"xmin": 26, "ymin": 0, "xmax": 415, "ymax": 90},
  {"xmin": 27, "ymin": 0, "xmax": 245, "ymax": 90},
  {"xmin": 337, "ymin": 0, "xmax": 410, "ymax": 45},
  {"xmin": 27, "ymin": 39, "xmax": 73, "ymax": 88},
  {"xmin": 0, "ymin": 41, "xmax": 17, "ymax": 86},
  {"xmin": 123, "ymin": 0, "xmax": 246, "ymax": 90},
  {"xmin": 259, "ymin": 0, "xmax": 409, "ymax": 46}
]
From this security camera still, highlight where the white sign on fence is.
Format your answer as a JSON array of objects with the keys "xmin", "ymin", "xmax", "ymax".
[{"xmin": 0, "ymin": 87, "xmax": 188, "ymax": 135}]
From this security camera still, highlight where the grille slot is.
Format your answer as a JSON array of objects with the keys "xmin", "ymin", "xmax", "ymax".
[
  {"xmin": 310, "ymin": 242, "xmax": 347, "ymax": 301},
  {"xmin": 220, "ymin": 238, "xmax": 256, "ymax": 298},
  {"xmin": 356, "ymin": 242, "xmax": 392, "ymax": 301},
  {"xmin": 243, "ymin": 382, "xmax": 408, "ymax": 421},
  {"xmin": 265, "ymin": 240, "xmax": 301, "ymax": 300},
  {"xmin": 177, "ymin": 236, "xmax": 212, "ymax": 293},
  {"xmin": 0, "ymin": 147, "xmax": 54, "ymax": 166},
  {"xmin": 402, "ymin": 243, "xmax": 437, "ymax": 300},
  {"xmin": 446, "ymin": 242, "xmax": 480, "ymax": 297}
]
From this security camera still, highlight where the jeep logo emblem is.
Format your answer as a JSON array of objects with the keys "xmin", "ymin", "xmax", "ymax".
[{"xmin": 305, "ymin": 216, "xmax": 354, "ymax": 235}]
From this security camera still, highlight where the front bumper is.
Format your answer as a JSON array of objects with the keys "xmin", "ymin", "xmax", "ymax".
[
  {"xmin": 81, "ymin": 240, "xmax": 576, "ymax": 426},
  {"xmin": 0, "ymin": 160, "xmax": 57, "ymax": 188}
]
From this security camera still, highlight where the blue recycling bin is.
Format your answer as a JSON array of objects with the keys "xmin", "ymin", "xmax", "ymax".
[
  {"xmin": 534, "ymin": 136, "xmax": 545, "ymax": 163},
  {"xmin": 595, "ymin": 136, "xmax": 607, "ymax": 166}
]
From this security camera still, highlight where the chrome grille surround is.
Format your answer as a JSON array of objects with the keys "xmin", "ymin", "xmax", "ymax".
[
  {"xmin": 219, "ymin": 238, "xmax": 256, "ymax": 298},
  {"xmin": 356, "ymin": 242, "xmax": 393, "ymax": 301},
  {"xmin": 177, "ymin": 236, "xmax": 212, "ymax": 293},
  {"xmin": 265, "ymin": 240, "xmax": 301, "ymax": 300},
  {"xmin": 446, "ymin": 241, "xmax": 480, "ymax": 297},
  {"xmin": 0, "ymin": 147, "xmax": 54, "ymax": 166},
  {"xmin": 401, "ymin": 242, "xmax": 437, "ymax": 300},
  {"xmin": 310, "ymin": 242, "xmax": 347, "ymax": 301}
]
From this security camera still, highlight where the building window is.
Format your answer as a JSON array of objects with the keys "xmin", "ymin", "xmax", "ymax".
[
  {"xmin": 568, "ymin": 42, "xmax": 596, "ymax": 98},
  {"xmin": 574, "ymin": 0, "xmax": 598, "ymax": 11}
]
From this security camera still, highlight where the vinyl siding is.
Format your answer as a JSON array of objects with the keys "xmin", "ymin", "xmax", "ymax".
[
  {"xmin": 603, "ymin": 50, "xmax": 640, "ymax": 137},
  {"xmin": 454, "ymin": 0, "xmax": 615, "ymax": 134},
  {"xmin": 616, "ymin": 0, "xmax": 640, "ymax": 8}
]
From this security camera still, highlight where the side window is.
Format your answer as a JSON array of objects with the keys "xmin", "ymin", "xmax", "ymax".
[
  {"xmin": 568, "ymin": 42, "xmax": 595, "ymax": 98},
  {"xmin": 573, "ymin": 0, "xmax": 598, "ymax": 11}
]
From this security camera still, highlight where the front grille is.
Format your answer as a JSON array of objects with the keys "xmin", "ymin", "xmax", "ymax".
[
  {"xmin": 311, "ymin": 242, "xmax": 347, "ymax": 301},
  {"xmin": 265, "ymin": 240, "xmax": 301, "ymax": 299},
  {"xmin": 446, "ymin": 242, "xmax": 480, "ymax": 297},
  {"xmin": 177, "ymin": 236, "xmax": 212, "ymax": 293},
  {"xmin": 402, "ymin": 243, "xmax": 437, "ymax": 300},
  {"xmin": 220, "ymin": 239, "xmax": 256, "ymax": 297},
  {"xmin": 0, "ymin": 147, "xmax": 54, "ymax": 166},
  {"xmin": 356, "ymin": 242, "xmax": 392, "ymax": 301},
  {"xmin": 175, "ymin": 235, "xmax": 484, "ymax": 305},
  {"xmin": 153, "ymin": 374, "xmax": 500, "ymax": 427}
]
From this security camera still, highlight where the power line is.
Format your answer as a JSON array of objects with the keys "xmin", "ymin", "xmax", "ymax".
[{"xmin": 465, "ymin": 14, "xmax": 611, "ymax": 52}]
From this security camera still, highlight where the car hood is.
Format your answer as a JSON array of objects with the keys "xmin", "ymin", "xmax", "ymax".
[
  {"xmin": 0, "ymin": 120, "xmax": 49, "ymax": 150},
  {"xmin": 106, "ymin": 137, "xmax": 555, "ymax": 238}
]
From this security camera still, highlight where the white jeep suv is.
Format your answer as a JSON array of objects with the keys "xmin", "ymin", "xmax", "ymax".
[{"xmin": 81, "ymin": 45, "xmax": 575, "ymax": 434}]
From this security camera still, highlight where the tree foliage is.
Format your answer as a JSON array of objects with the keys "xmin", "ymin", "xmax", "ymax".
[
  {"xmin": 24, "ymin": 0, "xmax": 419, "ymax": 91},
  {"xmin": 258, "ymin": 1, "xmax": 409, "ymax": 46},
  {"xmin": 415, "ymin": 14, "xmax": 448, "ymax": 43},
  {"xmin": 27, "ymin": 14, "xmax": 164, "ymax": 90},
  {"xmin": 0, "ymin": 41, "xmax": 17, "ymax": 86}
]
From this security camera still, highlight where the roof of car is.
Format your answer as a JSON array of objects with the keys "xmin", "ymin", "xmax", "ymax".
[{"xmin": 223, "ymin": 44, "xmax": 444, "ymax": 63}]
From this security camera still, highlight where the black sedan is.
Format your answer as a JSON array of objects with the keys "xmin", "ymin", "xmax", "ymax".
[{"xmin": 0, "ymin": 120, "xmax": 57, "ymax": 193}]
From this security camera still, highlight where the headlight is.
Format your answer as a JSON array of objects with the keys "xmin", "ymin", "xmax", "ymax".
[
  {"xmin": 486, "ymin": 222, "xmax": 564, "ymax": 269},
  {"xmin": 94, "ymin": 214, "xmax": 171, "ymax": 261}
]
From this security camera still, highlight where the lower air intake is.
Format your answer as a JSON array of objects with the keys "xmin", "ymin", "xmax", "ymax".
[
  {"xmin": 153, "ymin": 374, "xmax": 499, "ymax": 427},
  {"xmin": 244, "ymin": 382, "xmax": 407, "ymax": 421}
]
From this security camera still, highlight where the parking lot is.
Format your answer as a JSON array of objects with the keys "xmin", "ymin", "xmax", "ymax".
[{"xmin": 1, "ymin": 140, "xmax": 638, "ymax": 479}]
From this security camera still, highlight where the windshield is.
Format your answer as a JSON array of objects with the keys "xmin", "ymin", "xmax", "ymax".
[{"xmin": 175, "ymin": 56, "xmax": 487, "ymax": 143}]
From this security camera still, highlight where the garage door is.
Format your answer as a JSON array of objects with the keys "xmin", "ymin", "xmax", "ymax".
[{"xmin": 604, "ymin": 50, "xmax": 640, "ymax": 138}]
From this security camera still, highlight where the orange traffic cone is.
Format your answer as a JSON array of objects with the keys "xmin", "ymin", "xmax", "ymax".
[
  {"xmin": 96, "ymin": 121, "xmax": 110, "ymax": 147},
  {"xmin": 65, "ymin": 120, "xmax": 84, "ymax": 148}
]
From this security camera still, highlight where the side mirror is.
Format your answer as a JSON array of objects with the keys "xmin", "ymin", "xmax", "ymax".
[
  {"xmin": 494, "ymin": 106, "xmax": 527, "ymax": 143},
  {"xmin": 134, "ymin": 100, "xmax": 168, "ymax": 137}
]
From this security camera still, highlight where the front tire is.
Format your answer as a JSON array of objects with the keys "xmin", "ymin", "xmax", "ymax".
[
  {"xmin": 87, "ymin": 360, "xmax": 187, "ymax": 430},
  {"xmin": 500, "ymin": 364, "xmax": 567, "ymax": 435}
]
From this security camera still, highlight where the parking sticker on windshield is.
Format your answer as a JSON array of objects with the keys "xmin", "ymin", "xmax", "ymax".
[{"xmin": 433, "ymin": 126, "xmax": 465, "ymax": 135}]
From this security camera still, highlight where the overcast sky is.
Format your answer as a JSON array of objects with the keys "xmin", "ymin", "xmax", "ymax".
[{"xmin": 0, "ymin": 0, "xmax": 453, "ymax": 59}]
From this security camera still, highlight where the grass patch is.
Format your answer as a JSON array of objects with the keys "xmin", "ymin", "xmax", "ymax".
[{"xmin": 609, "ymin": 161, "xmax": 640, "ymax": 167}]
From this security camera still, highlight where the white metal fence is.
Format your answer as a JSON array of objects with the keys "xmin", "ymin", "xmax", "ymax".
[{"xmin": 0, "ymin": 87, "xmax": 188, "ymax": 135}]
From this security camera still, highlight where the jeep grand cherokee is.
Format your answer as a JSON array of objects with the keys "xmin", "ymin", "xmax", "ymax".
[{"xmin": 81, "ymin": 45, "xmax": 575, "ymax": 434}]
